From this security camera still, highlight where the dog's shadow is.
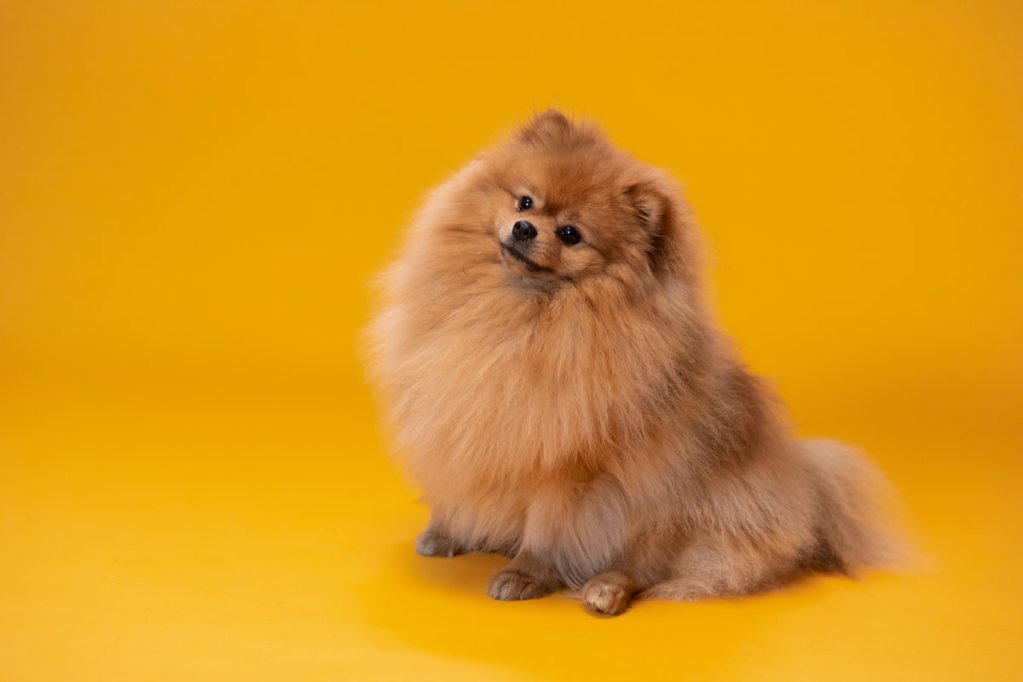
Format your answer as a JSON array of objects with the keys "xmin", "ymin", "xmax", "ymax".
[
  {"xmin": 398, "ymin": 542, "xmax": 509, "ymax": 594},
  {"xmin": 352, "ymin": 527, "xmax": 822, "ymax": 680}
]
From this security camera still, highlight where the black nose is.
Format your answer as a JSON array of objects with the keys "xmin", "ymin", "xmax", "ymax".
[{"xmin": 512, "ymin": 220, "xmax": 537, "ymax": 242}]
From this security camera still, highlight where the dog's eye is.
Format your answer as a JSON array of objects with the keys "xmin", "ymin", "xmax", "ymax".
[
  {"xmin": 556, "ymin": 225, "xmax": 581, "ymax": 245},
  {"xmin": 517, "ymin": 196, "xmax": 533, "ymax": 211}
]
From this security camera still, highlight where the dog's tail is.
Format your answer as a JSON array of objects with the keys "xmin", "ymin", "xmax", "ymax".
[{"xmin": 800, "ymin": 438, "xmax": 913, "ymax": 575}]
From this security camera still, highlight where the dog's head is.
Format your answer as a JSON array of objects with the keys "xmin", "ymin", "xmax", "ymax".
[{"xmin": 466, "ymin": 110, "xmax": 696, "ymax": 293}]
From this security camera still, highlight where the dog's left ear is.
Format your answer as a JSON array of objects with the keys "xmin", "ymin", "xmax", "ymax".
[
  {"xmin": 624, "ymin": 177, "xmax": 695, "ymax": 280},
  {"xmin": 621, "ymin": 179, "xmax": 679, "ymax": 278}
]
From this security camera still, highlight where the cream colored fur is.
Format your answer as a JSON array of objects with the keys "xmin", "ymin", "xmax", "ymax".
[{"xmin": 367, "ymin": 110, "xmax": 904, "ymax": 616}]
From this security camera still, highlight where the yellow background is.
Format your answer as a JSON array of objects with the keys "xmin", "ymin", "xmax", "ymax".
[{"xmin": 2, "ymin": 1, "xmax": 1021, "ymax": 680}]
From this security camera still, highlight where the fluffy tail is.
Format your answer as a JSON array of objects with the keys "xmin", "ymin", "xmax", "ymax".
[{"xmin": 800, "ymin": 438, "xmax": 911, "ymax": 575}]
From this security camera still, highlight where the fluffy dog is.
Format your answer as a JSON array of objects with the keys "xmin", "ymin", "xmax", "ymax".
[{"xmin": 367, "ymin": 110, "xmax": 903, "ymax": 615}]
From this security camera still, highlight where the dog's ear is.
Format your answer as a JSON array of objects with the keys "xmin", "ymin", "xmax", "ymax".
[
  {"xmin": 624, "ymin": 177, "xmax": 695, "ymax": 280},
  {"xmin": 517, "ymin": 109, "xmax": 573, "ymax": 144}
]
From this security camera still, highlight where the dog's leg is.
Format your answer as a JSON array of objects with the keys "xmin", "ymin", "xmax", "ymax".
[
  {"xmin": 578, "ymin": 570, "xmax": 636, "ymax": 616},
  {"xmin": 640, "ymin": 534, "xmax": 788, "ymax": 601},
  {"xmin": 488, "ymin": 473, "xmax": 629, "ymax": 602},
  {"xmin": 415, "ymin": 516, "xmax": 468, "ymax": 558},
  {"xmin": 487, "ymin": 549, "xmax": 564, "ymax": 601}
]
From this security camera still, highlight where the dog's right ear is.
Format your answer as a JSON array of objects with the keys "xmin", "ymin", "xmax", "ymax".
[{"xmin": 517, "ymin": 109, "xmax": 573, "ymax": 144}]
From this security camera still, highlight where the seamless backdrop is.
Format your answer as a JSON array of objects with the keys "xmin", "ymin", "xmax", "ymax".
[{"xmin": 1, "ymin": 1, "xmax": 1021, "ymax": 681}]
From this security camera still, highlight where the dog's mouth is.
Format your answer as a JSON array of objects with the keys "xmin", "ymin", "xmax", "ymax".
[{"xmin": 500, "ymin": 242, "xmax": 552, "ymax": 274}]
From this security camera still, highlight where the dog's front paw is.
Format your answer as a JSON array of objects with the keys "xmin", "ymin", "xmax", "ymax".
[
  {"xmin": 580, "ymin": 579, "xmax": 632, "ymax": 616},
  {"xmin": 415, "ymin": 530, "xmax": 464, "ymax": 557},
  {"xmin": 487, "ymin": 570, "xmax": 555, "ymax": 601}
]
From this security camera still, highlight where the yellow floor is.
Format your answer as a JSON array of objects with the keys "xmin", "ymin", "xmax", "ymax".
[
  {"xmin": 1, "ymin": 384, "xmax": 1021, "ymax": 681},
  {"xmin": 2, "ymin": 1, "xmax": 1021, "ymax": 680}
]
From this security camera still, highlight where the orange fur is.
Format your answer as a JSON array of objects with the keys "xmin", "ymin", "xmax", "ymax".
[{"xmin": 366, "ymin": 110, "xmax": 905, "ymax": 616}]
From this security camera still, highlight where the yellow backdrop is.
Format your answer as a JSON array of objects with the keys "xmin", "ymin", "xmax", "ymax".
[{"xmin": 1, "ymin": 1, "xmax": 1021, "ymax": 680}]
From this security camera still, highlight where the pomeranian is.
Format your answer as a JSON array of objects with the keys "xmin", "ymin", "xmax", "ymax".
[{"xmin": 367, "ymin": 110, "xmax": 904, "ymax": 616}]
